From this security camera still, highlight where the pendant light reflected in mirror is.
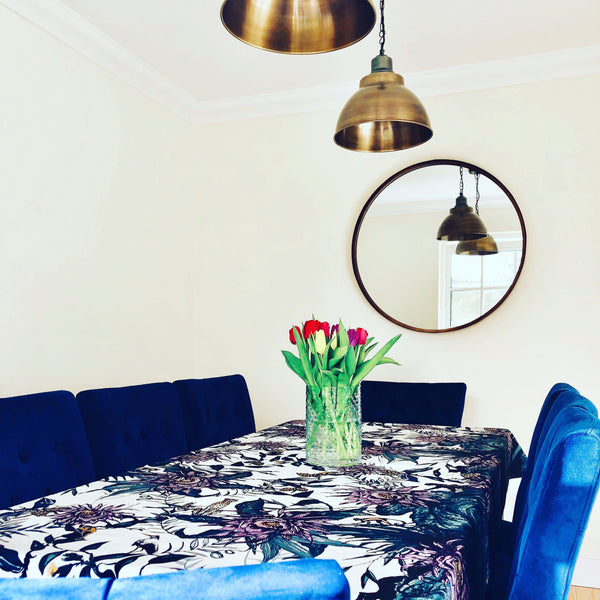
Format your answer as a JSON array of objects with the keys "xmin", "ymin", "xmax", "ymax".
[
  {"xmin": 436, "ymin": 167, "xmax": 488, "ymax": 241},
  {"xmin": 456, "ymin": 172, "xmax": 499, "ymax": 255},
  {"xmin": 334, "ymin": 0, "xmax": 433, "ymax": 152},
  {"xmin": 220, "ymin": 0, "xmax": 376, "ymax": 54},
  {"xmin": 456, "ymin": 235, "xmax": 499, "ymax": 255}
]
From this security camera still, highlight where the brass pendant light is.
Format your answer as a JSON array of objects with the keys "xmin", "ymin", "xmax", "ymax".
[
  {"xmin": 334, "ymin": 0, "xmax": 432, "ymax": 152},
  {"xmin": 220, "ymin": 0, "xmax": 376, "ymax": 54},
  {"xmin": 456, "ymin": 235, "xmax": 498, "ymax": 255},
  {"xmin": 456, "ymin": 172, "xmax": 499, "ymax": 254},
  {"xmin": 437, "ymin": 167, "xmax": 488, "ymax": 241}
]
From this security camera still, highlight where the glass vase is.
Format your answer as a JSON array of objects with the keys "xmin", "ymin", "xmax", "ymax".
[{"xmin": 305, "ymin": 385, "xmax": 362, "ymax": 467}]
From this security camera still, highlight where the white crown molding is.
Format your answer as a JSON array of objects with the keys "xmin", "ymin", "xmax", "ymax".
[
  {"xmin": 195, "ymin": 46, "xmax": 600, "ymax": 124},
  {"xmin": 3, "ymin": 0, "xmax": 600, "ymax": 125},
  {"xmin": 1, "ymin": 0, "xmax": 200, "ymax": 117}
]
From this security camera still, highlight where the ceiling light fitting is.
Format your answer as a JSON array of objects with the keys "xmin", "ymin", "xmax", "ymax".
[
  {"xmin": 455, "ymin": 171, "xmax": 499, "ymax": 254},
  {"xmin": 437, "ymin": 167, "xmax": 488, "ymax": 241},
  {"xmin": 220, "ymin": 0, "xmax": 376, "ymax": 54},
  {"xmin": 334, "ymin": 0, "xmax": 433, "ymax": 152}
]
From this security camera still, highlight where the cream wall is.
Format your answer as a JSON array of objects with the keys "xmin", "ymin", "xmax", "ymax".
[
  {"xmin": 358, "ymin": 212, "xmax": 441, "ymax": 328},
  {"xmin": 0, "ymin": 5, "xmax": 200, "ymax": 393},
  {"xmin": 1, "ymin": 4, "xmax": 599, "ymax": 579}
]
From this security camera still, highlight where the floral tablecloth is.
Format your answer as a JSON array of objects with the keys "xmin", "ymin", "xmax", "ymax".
[{"xmin": 0, "ymin": 421, "xmax": 524, "ymax": 599}]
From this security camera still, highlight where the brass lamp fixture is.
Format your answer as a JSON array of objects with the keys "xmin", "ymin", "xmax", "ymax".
[
  {"xmin": 220, "ymin": 0, "xmax": 376, "ymax": 54},
  {"xmin": 334, "ymin": 0, "xmax": 432, "ymax": 152},
  {"xmin": 437, "ymin": 167, "xmax": 488, "ymax": 241},
  {"xmin": 456, "ymin": 172, "xmax": 499, "ymax": 255}
]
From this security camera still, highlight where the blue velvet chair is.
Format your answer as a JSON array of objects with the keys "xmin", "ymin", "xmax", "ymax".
[
  {"xmin": 174, "ymin": 374, "xmax": 256, "ymax": 451},
  {"xmin": 511, "ymin": 383, "xmax": 598, "ymax": 531},
  {"xmin": 0, "ymin": 390, "xmax": 95, "ymax": 509},
  {"xmin": 0, "ymin": 559, "xmax": 350, "ymax": 600},
  {"xmin": 360, "ymin": 381, "xmax": 466, "ymax": 426},
  {"xmin": 0, "ymin": 577, "xmax": 111, "ymax": 600},
  {"xmin": 110, "ymin": 559, "xmax": 350, "ymax": 600},
  {"xmin": 76, "ymin": 382, "xmax": 187, "ymax": 479},
  {"xmin": 487, "ymin": 397, "xmax": 600, "ymax": 600}
]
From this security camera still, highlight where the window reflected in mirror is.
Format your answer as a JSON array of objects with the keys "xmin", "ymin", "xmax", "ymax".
[{"xmin": 352, "ymin": 160, "xmax": 526, "ymax": 333}]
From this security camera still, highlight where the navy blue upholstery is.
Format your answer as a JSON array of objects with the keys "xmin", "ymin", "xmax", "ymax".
[
  {"xmin": 0, "ymin": 391, "xmax": 95, "ymax": 509},
  {"xmin": 76, "ymin": 382, "xmax": 187, "ymax": 479},
  {"xmin": 174, "ymin": 374, "xmax": 256, "ymax": 451},
  {"xmin": 0, "ymin": 559, "xmax": 350, "ymax": 600},
  {"xmin": 512, "ymin": 383, "xmax": 598, "ymax": 530},
  {"xmin": 360, "ymin": 381, "xmax": 466, "ymax": 426},
  {"xmin": 488, "ymin": 393, "xmax": 600, "ymax": 600}
]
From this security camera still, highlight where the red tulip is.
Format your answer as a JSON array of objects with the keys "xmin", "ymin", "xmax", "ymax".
[
  {"xmin": 289, "ymin": 326, "xmax": 302, "ymax": 344},
  {"xmin": 356, "ymin": 327, "xmax": 368, "ymax": 345},
  {"xmin": 303, "ymin": 320, "xmax": 320, "ymax": 339},
  {"xmin": 321, "ymin": 321, "xmax": 330, "ymax": 337}
]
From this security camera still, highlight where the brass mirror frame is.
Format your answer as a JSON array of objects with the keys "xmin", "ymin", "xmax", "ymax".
[{"xmin": 351, "ymin": 159, "xmax": 527, "ymax": 333}]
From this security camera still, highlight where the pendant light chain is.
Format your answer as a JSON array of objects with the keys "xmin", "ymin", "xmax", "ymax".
[
  {"xmin": 379, "ymin": 0, "xmax": 386, "ymax": 55},
  {"xmin": 474, "ymin": 172, "xmax": 480, "ymax": 215},
  {"xmin": 459, "ymin": 166, "xmax": 464, "ymax": 195}
]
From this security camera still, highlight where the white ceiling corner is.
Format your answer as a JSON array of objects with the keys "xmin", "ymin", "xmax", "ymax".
[{"xmin": 3, "ymin": 0, "xmax": 600, "ymax": 124}]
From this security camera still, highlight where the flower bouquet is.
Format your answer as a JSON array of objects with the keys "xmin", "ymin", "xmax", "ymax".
[{"xmin": 283, "ymin": 319, "xmax": 401, "ymax": 467}]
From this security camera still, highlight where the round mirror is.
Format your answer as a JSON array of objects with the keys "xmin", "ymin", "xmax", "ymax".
[{"xmin": 352, "ymin": 159, "xmax": 527, "ymax": 333}]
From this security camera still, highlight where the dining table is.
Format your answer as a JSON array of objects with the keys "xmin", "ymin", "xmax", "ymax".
[{"xmin": 0, "ymin": 420, "xmax": 524, "ymax": 600}]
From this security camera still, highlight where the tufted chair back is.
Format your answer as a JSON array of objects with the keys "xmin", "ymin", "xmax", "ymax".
[
  {"xmin": 76, "ymin": 382, "xmax": 187, "ymax": 479},
  {"xmin": 504, "ymin": 400, "xmax": 600, "ymax": 600},
  {"xmin": 174, "ymin": 374, "xmax": 256, "ymax": 451},
  {"xmin": 0, "ymin": 390, "xmax": 95, "ymax": 509},
  {"xmin": 360, "ymin": 381, "xmax": 466, "ymax": 426}
]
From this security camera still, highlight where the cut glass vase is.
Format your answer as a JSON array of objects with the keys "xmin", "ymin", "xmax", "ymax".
[{"xmin": 305, "ymin": 385, "xmax": 362, "ymax": 467}]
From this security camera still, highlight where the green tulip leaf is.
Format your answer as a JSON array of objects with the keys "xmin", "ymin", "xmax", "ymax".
[
  {"xmin": 377, "ymin": 357, "xmax": 401, "ymax": 366},
  {"xmin": 282, "ymin": 351, "xmax": 309, "ymax": 383},
  {"xmin": 345, "ymin": 344, "xmax": 357, "ymax": 378},
  {"xmin": 363, "ymin": 341, "xmax": 378, "ymax": 357},
  {"xmin": 351, "ymin": 334, "xmax": 402, "ymax": 388},
  {"xmin": 328, "ymin": 346, "xmax": 348, "ymax": 369},
  {"xmin": 292, "ymin": 328, "xmax": 316, "ymax": 387},
  {"xmin": 338, "ymin": 320, "xmax": 349, "ymax": 347}
]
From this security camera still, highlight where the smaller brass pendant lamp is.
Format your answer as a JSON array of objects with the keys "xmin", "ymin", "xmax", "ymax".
[
  {"xmin": 456, "ymin": 172, "xmax": 499, "ymax": 254},
  {"xmin": 334, "ymin": 0, "xmax": 433, "ymax": 152},
  {"xmin": 220, "ymin": 0, "xmax": 376, "ymax": 54},
  {"xmin": 437, "ymin": 167, "xmax": 488, "ymax": 241}
]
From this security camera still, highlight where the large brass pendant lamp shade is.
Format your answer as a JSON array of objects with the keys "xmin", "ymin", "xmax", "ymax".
[
  {"xmin": 220, "ymin": 0, "xmax": 376, "ymax": 54},
  {"xmin": 335, "ymin": 0, "xmax": 432, "ymax": 152},
  {"xmin": 437, "ymin": 167, "xmax": 487, "ymax": 241}
]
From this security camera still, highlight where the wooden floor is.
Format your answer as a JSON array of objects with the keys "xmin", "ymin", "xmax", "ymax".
[{"xmin": 569, "ymin": 587, "xmax": 600, "ymax": 600}]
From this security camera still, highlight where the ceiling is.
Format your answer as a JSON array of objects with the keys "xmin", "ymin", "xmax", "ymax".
[
  {"xmin": 4, "ymin": 0, "xmax": 600, "ymax": 123},
  {"xmin": 370, "ymin": 164, "xmax": 508, "ymax": 215}
]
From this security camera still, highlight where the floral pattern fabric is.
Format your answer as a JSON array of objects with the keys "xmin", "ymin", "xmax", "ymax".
[{"xmin": 0, "ymin": 422, "xmax": 523, "ymax": 599}]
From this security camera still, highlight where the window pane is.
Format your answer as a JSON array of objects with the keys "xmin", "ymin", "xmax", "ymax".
[
  {"xmin": 482, "ymin": 251, "xmax": 518, "ymax": 287},
  {"xmin": 483, "ymin": 289, "xmax": 506, "ymax": 313},
  {"xmin": 451, "ymin": 254, "xmax": 482, "ymax": 288},
  {"xmin": 451, "ymin": 290, "xmax": 481, "ymax": 326}
]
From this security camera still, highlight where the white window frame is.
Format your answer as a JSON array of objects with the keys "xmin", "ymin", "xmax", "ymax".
[{"xmin": 438, "ymin": 231, "xmax": 522, "ymax": 329}]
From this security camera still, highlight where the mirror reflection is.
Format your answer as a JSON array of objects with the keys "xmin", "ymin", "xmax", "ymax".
[{"xmin": 352, "ymin": 160, "xmax": 526, "ymax": 332}]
